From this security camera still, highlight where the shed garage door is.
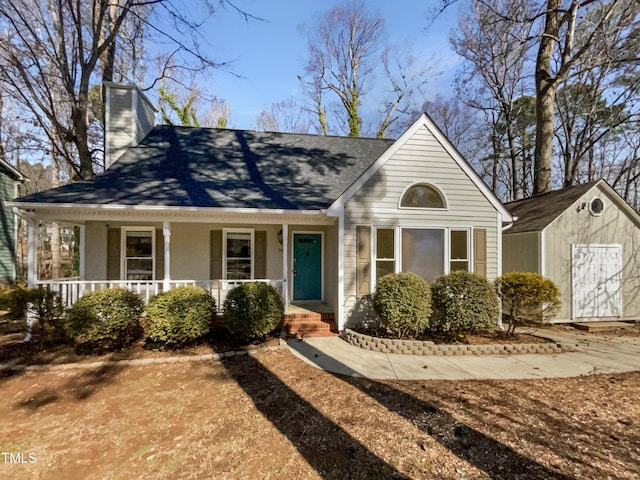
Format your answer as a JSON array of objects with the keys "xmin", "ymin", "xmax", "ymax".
[{"xmin": 572, "ymin": 244, "xmax": 622, "ymax": 319}]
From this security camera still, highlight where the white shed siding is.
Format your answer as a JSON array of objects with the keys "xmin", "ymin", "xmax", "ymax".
[
  {"xmin": 544, "ymin": 184, "xmax": 640, "ymax": 321},
  {"xmin": 342, "ymin": 125, "xmax": 500, "ymax": 326}
]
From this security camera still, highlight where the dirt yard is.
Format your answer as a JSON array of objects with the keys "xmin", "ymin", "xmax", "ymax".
[{"xmin": 1, "ymin": 345, "xmax": 639, "ymax": 479}]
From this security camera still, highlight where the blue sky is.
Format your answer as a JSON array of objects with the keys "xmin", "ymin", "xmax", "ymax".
[{"xmin": 196, "ymin": 1, "xmax": 467, "ymax": 130}]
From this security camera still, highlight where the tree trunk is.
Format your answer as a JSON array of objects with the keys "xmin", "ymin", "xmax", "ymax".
[{"xmin": 534, "ymin": 0, "xmax": 560, "ymax": 194}]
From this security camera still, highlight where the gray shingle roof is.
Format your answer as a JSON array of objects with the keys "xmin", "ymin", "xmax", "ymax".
[
  {"xmin": 505, "ymin": 181, "xmax": 600, "ymax": 234},
  {"xmin": 16, "ymin": 126, "xmax": 395, "ymax": 210}
]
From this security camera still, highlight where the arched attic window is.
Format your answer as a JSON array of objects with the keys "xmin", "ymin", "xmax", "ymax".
[{"xmin": 400, "ymin": 183, "xmax": 446, "ymax": 209}]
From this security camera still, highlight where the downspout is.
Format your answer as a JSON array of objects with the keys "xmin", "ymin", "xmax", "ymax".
[{"xmin": 497, "ymin": 216, "xmax": 517, "ymax": 331}]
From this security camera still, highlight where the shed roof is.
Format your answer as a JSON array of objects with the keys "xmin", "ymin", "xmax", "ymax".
[
  {"xmin": 505, "ymin": 181, "xmax": 600, "ymax": 233},
  {"xmin": 15, "ymin": 126, "xmax": 394, "ymax": 210}
]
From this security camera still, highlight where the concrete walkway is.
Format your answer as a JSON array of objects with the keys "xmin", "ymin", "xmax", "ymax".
[{"xmin": 287, "ymin": 328, "xmax": 640, "ymax": 380}]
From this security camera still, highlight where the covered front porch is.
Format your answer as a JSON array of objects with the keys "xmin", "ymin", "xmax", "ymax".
[{"xmin": 15, "ymin": 205, "xmax": 342, "ymax": 332}]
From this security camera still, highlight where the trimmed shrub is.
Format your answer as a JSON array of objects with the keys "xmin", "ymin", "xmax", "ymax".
[
  {"xmin": 0, "ymin": 284, "xmax": 31, "ymax": 319},
  {"xmin": 64, "ymin": 288, "xmax": 144, "ymax": 352},
  {"xmin": 144, "ymin": 286, "xmax": 216, "ymax": 347},
  {"xmin": 430, "ymin": 271, "xmax": 499, "ymax": 335},
  {"xmin": 28, "ymin": 286, "xmax": 65, "ymax": 338},
  {"xmin": 495, "ymin": 272, "xmax": 561, "ymax": 334},
  {"xmin": 372, "ymin": 272, "xmax": 431, "ymax": 338},
  {"xmin": 223, "ymin": 282, "xmax": 284, "ymax": 341}
]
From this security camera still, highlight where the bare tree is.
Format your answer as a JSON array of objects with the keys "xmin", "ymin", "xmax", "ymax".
[
  {"xmin": 302, "ymin": 0, "xmax": 383, "ymax": 137},
  {"xmin": 451, "ymin": 0, "xmax": 535, "ymax": 199},
  {"xmin": 255, "ymin": 98, "xmax": 312, "ymax": 134},
  {"xmin": 533, "ymin": 0, "xmax": 640, "ymax": 193},
  {"xmin": 0, "ymin": 0, "xmax": 254, "ymax": 179}
]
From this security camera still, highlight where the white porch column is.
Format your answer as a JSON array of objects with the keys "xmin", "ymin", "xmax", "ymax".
[
  {"xmin": 27, "ymin": 220, "xmax": 38, "ymax": 287},
  {"xmin": 163, "ymin": 221, "xmax": 171, "ymax": 291},
  {"xmin": 282, "ymin": 223, "xmax": 288, "ymax": 313},
  {"xmin": 78, "ymin": 225, "xmax": 86, "ymax": 280}
]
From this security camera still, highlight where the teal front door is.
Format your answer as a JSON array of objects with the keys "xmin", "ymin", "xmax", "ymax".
[{"xmin": 293, "ymin": 233, "xmax": 322, "ymax": 300}]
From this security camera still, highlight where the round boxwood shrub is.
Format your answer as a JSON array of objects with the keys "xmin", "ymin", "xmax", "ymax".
[
  {"xmin": 223, "ymin": 282, "xmax": 284, "ymax": 341},
  {"xmin": 144, "ymin": 286, "xmax": 216, "ymax": 347},
  {"xmin": 0, "ymin": 284, "xmax": 31, "ymax": 319},
  {"xmin": 495, "ymin": 272, "xmax": 561, "ymax": 334},
  {"xmin": 430, "ymin": 270, "xmax": 499, "ymax": 335},
  {"xmin": 372, "ymin": 272, "xmax": 431, "ymax": 338},
  {"xmin": 64, "ymin": 288, "xmax": 144, "ymax": 352}
]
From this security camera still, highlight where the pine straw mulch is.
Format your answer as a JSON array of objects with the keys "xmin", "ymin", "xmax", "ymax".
[{"xmin": 0, "ymin": 347, "xmax": 638, "ymax": 479}]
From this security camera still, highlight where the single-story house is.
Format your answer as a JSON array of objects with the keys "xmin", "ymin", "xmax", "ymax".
[
  {"xmin": 10, "ymin": 83, "xmax": 513, "ymax": 332},
  {"xmin": 503, "ymin": 180, "xmax": 640, "ymax": 322},
  {"xmin": 0, "ymin": 158, "xmax": 25, "ymax": 283}
]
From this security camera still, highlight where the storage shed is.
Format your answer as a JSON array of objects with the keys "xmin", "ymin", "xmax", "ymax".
[{"xmin": 503, "ymin": 180, "xmax": 640, "ymax": 322}]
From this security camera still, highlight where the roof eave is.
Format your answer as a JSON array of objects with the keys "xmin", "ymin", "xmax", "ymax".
[{"xmin": 8, "ymin": 201, "xmax": 328, "ymax": 217}]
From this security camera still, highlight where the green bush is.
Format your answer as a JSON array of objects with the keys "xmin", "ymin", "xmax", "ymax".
[
  {"xmin": 223, "ymin": 282, "xmax": 284, "ymax": 341},
  {"xmin": 495, "ymin": 272, "xmax": 561, "ymax": 334},
  {"xmin": 28, "ymin": 286, "xmax": 65, "ymax": 338},
  {"xmin": 372, "ymin": 272, "xmax": 432, "ymax": 338},
  {"xmin": 0, "ymin": 284, "xmax": 31, "ymax": 319},
  {"xmin": 430, "ymin": 271, "xmax": 499, "ymax": 335},
  {"xmin": 144, "ymin": 286, "xmax": 215, "ymax": 347},
  {"xmin": 64, "ymin": 288, "xmax": 144, "ymax": 352}
]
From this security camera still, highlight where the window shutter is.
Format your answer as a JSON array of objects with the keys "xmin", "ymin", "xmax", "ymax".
[
  {"xmin": 255, "ymin": 231, "xmax": 267, "ymax": 279},
  {"xmin": 210, "ymin": 230, "xmax": 222, "ymax": 280},
  {"xmin": 107, "ymin": 228, "xmax": 121, "ymax": 280},
  {"xmin": 473, "ymin": 228, "xmax": 487, "ymax": 277},
  {"xmin": 356, "ymin": 226, "xmax": 371, "ymax": 298},
  {"xmin": 155, "ymin": 229, "xmax": 164, "ymax": 280}
]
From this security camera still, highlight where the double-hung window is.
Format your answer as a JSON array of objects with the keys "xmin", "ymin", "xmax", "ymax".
[
  {"xmin": 450, "ymin": 230, "xmax": 469, "ymax": 272},
  {"xmin": 223, "ymin": 229, "xmax": 254, "ymax": 280},
  {"xmin": 374, "ymin": 228, "xmax": 395, "ymax": 280},
  {"xmin": 122, "ymin": 227, "xmax": 155, "ymax": 280}
]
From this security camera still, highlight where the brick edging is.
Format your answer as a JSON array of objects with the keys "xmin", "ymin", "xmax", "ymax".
[
  {"xmin": 340, "ymin": 329, "xmax": 576, "ymax": 356},
  {"xmin": 0, "ymin": 339, "xmax": 289, "ymax": 373}
]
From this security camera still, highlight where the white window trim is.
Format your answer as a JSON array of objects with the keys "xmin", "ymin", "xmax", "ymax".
[
  {"xmin": 121, "ymin": 226, "xmax": 155, "ymax": 281},
  {"xmin": 588, "ymin": 197, "xmax": 605, "ymax": 216},
  {"xmin": 371, "ymin": 225, "xmax": 473, "ymax": 289},
  {"xmin": 397, "ymin": 181, "xmax": 449, "ymax": 211},
  {"xmin": 222, "ymin": 228, "xmax": 255, "ymax": 280}
]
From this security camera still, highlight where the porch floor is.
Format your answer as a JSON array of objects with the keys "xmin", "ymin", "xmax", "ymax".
[{"xmin": 282, "ymin": 302, "xmax": 338, "ymax": 338}]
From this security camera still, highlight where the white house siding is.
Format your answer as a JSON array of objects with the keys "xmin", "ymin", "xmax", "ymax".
[
  {"xmin": 342, "ymin": 124, "xmax": 500, "ymax": 327},
  {"xmin": 85, "ymin": 221, "xmax": 109, "ymax": 280},
  {"xmin": 544, "ymin": 184, "xmax": 640, "ymax": 321},
  {"xmin": 135, "ymin": 91, "xmax": 156, "ymax": 144},
  {"xmin": 502, "ymin": 232, "xmax": 540, "ymax": 274},
  {"xmin": 83, "ymin": 221, "xmax": 285, "ymax": 282}
]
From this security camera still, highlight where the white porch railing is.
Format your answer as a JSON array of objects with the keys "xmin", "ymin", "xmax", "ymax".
[{"xmin": 34, "ymin": 279, "xmax": 284, "ymax": 312}]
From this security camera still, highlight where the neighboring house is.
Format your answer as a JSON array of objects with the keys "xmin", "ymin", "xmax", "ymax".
[
  {"xmin": 504, "ymin": 180, "xmax": 640, "ymax": 323},
  {"xmin": 0, "ymin": 158, "xmax": 25, "ymax": 283},
  {"xmin": 10, "ymin": 83, "xmax": 513, "ymax": 331}
]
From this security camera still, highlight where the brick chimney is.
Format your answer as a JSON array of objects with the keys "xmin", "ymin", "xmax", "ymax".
[{"xmin": 104, "ymin": 83, "xmax": 157, "ymax": 168}]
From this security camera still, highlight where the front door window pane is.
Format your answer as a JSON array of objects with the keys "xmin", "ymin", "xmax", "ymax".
[{"xmin": 401, "ymin": 229, "xmax": 444, "ymax": 281}]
